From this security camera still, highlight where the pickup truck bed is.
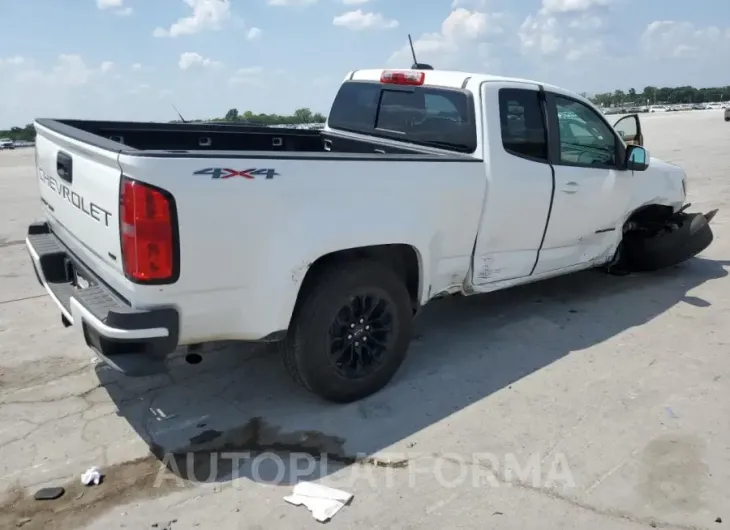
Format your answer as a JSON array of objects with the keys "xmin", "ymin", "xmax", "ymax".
[
  {"xmin": 37, "ymin": 119, "xmax": 428, "ymax": 155},
  {"xmin": 29, "ymin": 113, "xmax": 483, "ymax": 385}
]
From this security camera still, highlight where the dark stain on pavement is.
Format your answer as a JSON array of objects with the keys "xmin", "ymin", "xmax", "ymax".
[{"xmin": 0, "ymin": 417, "xmax": 407, "ymax": 529}]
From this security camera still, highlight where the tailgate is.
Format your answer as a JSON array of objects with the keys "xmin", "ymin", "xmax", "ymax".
[{"xmin": 34, "ymin": 122, "xmax": 125, "ymax": 290}]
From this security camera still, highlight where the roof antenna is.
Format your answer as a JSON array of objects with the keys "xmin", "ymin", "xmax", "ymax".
[
  {"xmin": 408, "ymin": 34, "xmax": 433, "ymax": 70},
  {"xmin": 171, "ymin": 103, "xmax": 187, "ymax": 123}
]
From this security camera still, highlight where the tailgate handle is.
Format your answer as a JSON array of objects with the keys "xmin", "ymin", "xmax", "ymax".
[{"xmin": 57, "ymin": 151, "xmax": 73, "ymax": 184}]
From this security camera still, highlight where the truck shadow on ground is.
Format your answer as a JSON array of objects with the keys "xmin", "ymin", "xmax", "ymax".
[{"xmin": 99, "ymin": 257, "xmax": 728, "ymax": 488}]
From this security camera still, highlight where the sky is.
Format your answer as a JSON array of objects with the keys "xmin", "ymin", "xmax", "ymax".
[{"xmin": 0, "ymin": 0, "xmax": 729, "ymax": 128}]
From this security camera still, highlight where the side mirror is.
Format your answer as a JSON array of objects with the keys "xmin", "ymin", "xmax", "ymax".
[{"xmin": 626, "ymin": 145, "xmax": 649, "ymax": 172}]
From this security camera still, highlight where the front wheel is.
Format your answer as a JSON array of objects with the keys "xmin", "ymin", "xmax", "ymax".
[
  {"xmin": 622, "ymin": 213, "xmax": 714, "ymax": 271},
  {"xmin": 279, "ymin": 261, "xmax": 414, "ymax": 403}
]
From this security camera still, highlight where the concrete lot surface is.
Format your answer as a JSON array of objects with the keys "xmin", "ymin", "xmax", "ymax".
[{"xmin": 0, "ymin": 111, "xmax": 729, "ymax": 529}]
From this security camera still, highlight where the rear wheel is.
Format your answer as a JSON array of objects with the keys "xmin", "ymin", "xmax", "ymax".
[
  {"xmin": 622, "ymin": 213, "xmax": 713, "ymax": 271},
  {"xmin": 279, "ymin": 261, "xmax": 413, "ymax": 403}
]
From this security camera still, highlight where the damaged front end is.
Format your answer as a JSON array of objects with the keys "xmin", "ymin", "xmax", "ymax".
[{"xmin": 608, "ymin": 205, "xmax": 718, "ymax": 274}]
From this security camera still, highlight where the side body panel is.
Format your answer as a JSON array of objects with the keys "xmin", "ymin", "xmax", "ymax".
[{"xmin": 116, "ymin": 153, "xmax": 487, "ymax": 343}]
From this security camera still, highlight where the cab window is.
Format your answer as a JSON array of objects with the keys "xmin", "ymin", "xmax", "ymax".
[
  {"xmin": 555, "ymin": 96, "xmax": 616, "ymax": 167},
  {"xmin": 328, "ymin": 81, "xmax": 477, "ymax": 154}
]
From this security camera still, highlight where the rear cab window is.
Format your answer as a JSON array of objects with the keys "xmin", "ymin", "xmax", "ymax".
[
  {"xmin": 327, "ymin": 81, "xmax": 477, "ymax": 154},
  {"xmin": 498, "ymin": 88, "xmax": 548, "ymax": 162}
]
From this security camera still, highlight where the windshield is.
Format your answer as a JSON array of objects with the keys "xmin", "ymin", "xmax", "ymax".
[{"xmin": 327, "ymin": 81, "xmax": 477, "ymax": 154}]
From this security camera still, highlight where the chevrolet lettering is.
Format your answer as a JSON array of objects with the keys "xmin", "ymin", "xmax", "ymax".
[{"xmin": 38, "ymin": 168, "xmax": 112, "ymax": 227}]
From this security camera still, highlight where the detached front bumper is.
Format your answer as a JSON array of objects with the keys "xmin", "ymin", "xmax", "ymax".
[{"xmin": 25, "ymin": 222, "xmax": 179, "ymax": 376}]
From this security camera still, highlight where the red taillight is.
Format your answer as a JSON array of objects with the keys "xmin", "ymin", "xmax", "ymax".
[
  {"xmin": 120, "ymin": 177, "xmax": 177, "ymax": 283},
  {"xmin": 380, "ymin": 70, "xmax": 425, "ymax": 86}
]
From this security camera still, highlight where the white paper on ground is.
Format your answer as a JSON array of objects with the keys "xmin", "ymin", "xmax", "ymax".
[
  {"xmin": 81, "ymin": 466, "xmax": 102, "ymax": 486},
  {"xmin": 283, "ymin": 481, "xmax": 353, "ymax": 522}
]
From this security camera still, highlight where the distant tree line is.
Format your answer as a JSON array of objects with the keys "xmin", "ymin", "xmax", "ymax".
[
  {"xmin": 0, "ymin": 108, "xmax": 327, "ymax": 141},
  {"xmin": 214, "ymin": 107, "xmax": 327, "ymax": 125},
  {"xmin": 589, "ymin": 85, "xmax": 730, "ymax": 107},
  {"xmin": 0, "ymin": 124, "xmax": 35, "ymax": 142},
  {"xmin": 171, "ymin": 107, "xmax": 327, "ymax": 125}
]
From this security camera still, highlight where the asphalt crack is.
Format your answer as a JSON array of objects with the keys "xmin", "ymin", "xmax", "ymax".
[
  {"xmin": 0, "ymin": 294, "xmax": 46, "ymax": 306},
  {"xmin": 0, "ymin": 238, "xmax": 24, "ymax": 249}
]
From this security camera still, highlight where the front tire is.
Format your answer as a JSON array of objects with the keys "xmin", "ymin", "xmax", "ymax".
[
  {"xmin": 622, "ymin": 213, "xmax": 713, "ymax": 271},
  {"xmin": 280, "ymin": 260, "xmax": 413, "ymax": 403}
]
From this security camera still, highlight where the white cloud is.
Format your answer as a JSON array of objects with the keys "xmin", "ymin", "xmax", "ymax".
[
  {"xmin": 333, "ymin": 10, "xmax": 399, "ymax": 30},
  {"xmin": 389, "ymin": 9, "xmax": 503, "ymax": 65},
  {"xmin": 541, "ymin": 0, "xmax": 613, "ymax": 14},
  {"xmin": 178, "ymin": 52, "xmax": 223, "ymax": 70},
  {"xmin": 267, "ymin": 0, "xmax": 318, "ymax": 5},
  {"xmin": 342, "ymin": 0, "xmax": 370, "ymax": 4},
  {"xmin": 153, "ymin": 0, "xmax": 231, "ymax": 37},
  {"xmin": 131, "ymin": 63, "xmax": 142, "ymax": 70},
  {"xmin": 246, "ymin": 27, "xmax": 262, "ymax": 41},
  {"xmin": 14, "ymin": 55, "xmax": 97, "ymax": 87},
  {"xmin": 641, "ymin": 20, "xmax": 730, "ymax": 59},
  {"xmin": 0, "ymin": 53, "xmax": 332, "ymax": 130},
  {"xmin": 442, "ymin": 8, "xmax": 493, "ymax": 38},
  {"xmin": 0, "ymin": 56, "xmax": 25, "ymax": 67},
  {"xmin": 96, "ymin": 0, "xmax": 133, "ymax": 16},
  {"xmin": 519, "ymin": 14, "xmax": 562, "ymax": 55},
  {"xmin": 569, "ymin": 14, "xmax": 602, "ymax": 30},
  {"xmin": 518, "ymin": 10, "xmax": 606, "ymax": 60}
]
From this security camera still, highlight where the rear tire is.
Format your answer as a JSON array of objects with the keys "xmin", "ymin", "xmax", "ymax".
[
  {"xmin": 279, "ymin": 260, "xmax": 413, "ymax": 403},
  {"xmin": 622, "ymin": 213, "xmax": 713, "ymax": 271}
]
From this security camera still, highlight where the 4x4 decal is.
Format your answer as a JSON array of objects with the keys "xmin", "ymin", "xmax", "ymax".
[{"xmin": 194, "ymin": 168, "xmax": 279, "ymax": 179}]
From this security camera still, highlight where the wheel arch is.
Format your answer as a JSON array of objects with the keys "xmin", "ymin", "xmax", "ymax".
[
  {"xmin": 288, "ymin": 244, "xmax": 424, "ymax": 329},
  {"xmin": 623, "ymin": 203, "xmax": 676, "ymax": 229}
]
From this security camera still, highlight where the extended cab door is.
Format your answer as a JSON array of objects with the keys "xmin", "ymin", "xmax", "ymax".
[
  {"xmin": 532, "ymin": 93, "xmax": 632, "ymax": 275},
  {"xmin": 613, "ymin": 114, "xmax": 643, "ymax": 146},
  {"xmin": 471, "ymin": 82, "xmax": 554, "ymax": 286}
]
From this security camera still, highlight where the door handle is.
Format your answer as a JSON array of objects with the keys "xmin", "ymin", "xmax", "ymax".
[
  {"xmin": 56, "ymin": 151, "xmax": 73, "ymax": 184},
  {"xmin": 561, "ymin": 181, "xmax": 578, "ymax": 193}
]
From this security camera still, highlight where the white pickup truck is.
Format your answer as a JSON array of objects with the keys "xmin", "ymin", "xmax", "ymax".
[{"xmin": 26, "ymin": 67, "xmax": 717, "ymax": 402}]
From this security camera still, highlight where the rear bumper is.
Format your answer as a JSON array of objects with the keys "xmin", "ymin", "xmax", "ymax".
[{"xmin": 26, "ymin": 221, "xmax": 179, "ymax": 376}]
